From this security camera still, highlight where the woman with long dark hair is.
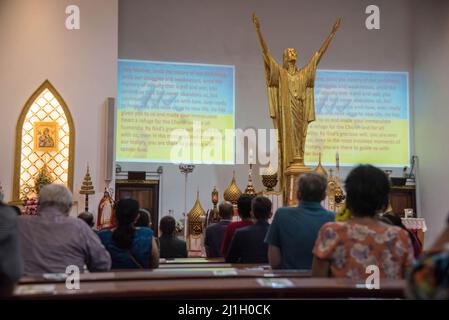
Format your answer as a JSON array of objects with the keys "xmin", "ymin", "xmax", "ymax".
[{"xmin": 98, "ymin": 199, "xmax": 159, "ymax": 269}]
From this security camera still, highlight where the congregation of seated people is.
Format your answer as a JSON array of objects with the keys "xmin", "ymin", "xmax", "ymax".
[{"xmin": 2, "ymin": 164, "xmax": 449, "ymax": 298}]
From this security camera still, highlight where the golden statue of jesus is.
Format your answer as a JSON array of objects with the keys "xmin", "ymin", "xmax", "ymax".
[{"xmin": 252, "ymin": 13, "xmax": 341, "ymax": 192}]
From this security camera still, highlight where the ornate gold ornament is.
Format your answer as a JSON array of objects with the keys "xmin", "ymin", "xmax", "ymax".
[
  {"xmin": 223, "ymin": 171, "xmax": 242, "ymax": 205},
  {"xmin": 188, "ymin": 191, "xmax": 206, "ymax": 237},
  {"xmin": 79, "ymin": 165, "xmax": 95, "ymax": 212}
]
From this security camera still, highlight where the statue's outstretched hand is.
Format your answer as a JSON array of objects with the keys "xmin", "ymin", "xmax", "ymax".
[
  {"xmin": 333, "ymin": 17, "xmax": 342, "ymax": 32},
  {"xmin": 252, "ymin": 13, "xmax": 260, "ymax": 29}
]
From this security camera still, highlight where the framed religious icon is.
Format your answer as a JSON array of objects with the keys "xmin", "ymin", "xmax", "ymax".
[{"xmin": 33, "ymin": 121, "xmax": 59, "ymax": 152}]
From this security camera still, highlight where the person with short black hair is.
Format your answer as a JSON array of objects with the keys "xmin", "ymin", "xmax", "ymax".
[
  {"xmin": 135, "ymin": 208, "xmax": 152, "ymax": 229},
  {"xmin": 98, "ymin": 199, "xmax": 159, "ymax": 269},
  {"xmin": 221, "ymin": 195, "xmax": 255, "ymax": 255},
  {"xmin": 312, "ymin": 165, "xmax": 414, "ymax": 280},
  {"xmin": 226, "ymin": 196, "xmax": 272, "ymax": 263},
  {"xmin": 159, "ymin": 215, "xmax": 187, "ymax": 258},
  {"xmin": 78, "ymin": 212, "xmax": 95, "ymax": 228},
  {"xmin": 265, "ymin": 172, "xmax": 335, "ymax": 269},
  {"xmin": 204, "ymin": 201, "xmax": 233, "ymax": 258}
]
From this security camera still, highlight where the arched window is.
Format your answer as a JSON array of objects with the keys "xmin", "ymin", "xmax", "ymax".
[{"xmin": 13, "ymin": 80, "xmax": 75, "ymax": 202}]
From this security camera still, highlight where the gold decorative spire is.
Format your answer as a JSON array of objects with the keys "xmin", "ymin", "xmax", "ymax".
[
  {"xmin": 80, "ymin": 165, "xmax": 95, "ymax": 213},
  {"xmin": 79, "ymin": 165, "xmax": 95, "ymax": 195},
  {"xmin": 188, "ymin": 190, "xmax": 206, "ymax": 236},
  {"xmin": 314, "ymin": 152, "xmax": 328, "ymax": 177},
  {"xmin": 261, "ymin": 162, "xmax": 278, "ymax": 192},
  {"xmin": 223, "ymin": 171, "xmax": 242, "ymax": 205},
  {"xmin": 209, "ymin": 186, "xmax": 220, "ymax": 223},
  {"xmin": 244, "ymin": 164, "xmax": 256, "ymax": 195}
]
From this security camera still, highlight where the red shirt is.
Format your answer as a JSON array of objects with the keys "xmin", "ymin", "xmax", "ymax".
[{"xmin": 221, "ymin": 220, "xmax": 254, "ymax": 256}]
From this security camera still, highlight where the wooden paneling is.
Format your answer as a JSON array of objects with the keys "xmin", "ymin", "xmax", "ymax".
[
  {"xmin": 115, "ymin": 180, "xmax": 159, "ymax": 235},
  {"xmin": 390, "ymin": 186, "xmax": 416, "ymax": 217}
]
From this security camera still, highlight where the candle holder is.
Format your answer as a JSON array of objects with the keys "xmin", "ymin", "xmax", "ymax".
[
  {"xmin": 79, "ymin": 165, "xmax": 95, "ymax": 212},
  {"xmin": 208, "ymin": 186, "xmax": 220, "ymax": 224},
  {"xmin": 179, "ymin": 164, "xmax": 195, "ymax": 239}
]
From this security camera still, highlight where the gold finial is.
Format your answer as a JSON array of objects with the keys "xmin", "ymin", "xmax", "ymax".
[
  {"xmin": 209, "ymin": 186, "xmax": 220, "ymax": 223},
  {"xmin": 211, "ymin": 186, "xmax": 219, "ymax": 206},
  {"xmin": 80, "ymin": 164, "xmax": 95, "ymax": 195},
  {"xmin": 80, "ymin": 164, "xmax": 95, "ymax": 213},
  {"xmin": 244, "ymin": 164, "xmax": 256, "ymax": 195},
  {"xmin": 314, "ymin": 152, "xmax": 328, "ymax": 177},
  {"xmin": 188, "ymin": 190, "xmax": 206, "ymax": 236},
  {"xmin": 261, "ymin": 163, "xmax": 278, "ymax": 192},
  {"xmin": 223, "ymin": 171, "xmax": 242, "ymax": 205}
]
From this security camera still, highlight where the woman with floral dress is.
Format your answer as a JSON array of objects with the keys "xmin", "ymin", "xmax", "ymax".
[{"xmin": 312, "ymin": 165, "xmax": 414, "ymax": 280}]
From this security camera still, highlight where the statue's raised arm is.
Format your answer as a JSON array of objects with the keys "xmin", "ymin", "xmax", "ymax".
[
  {"xmin": 252, "ymin": 13, "xmax": 271, "ymax": 60},
  {"xmin": 315, "ymin": 17, "xmax": 341, "ymax": 64}
]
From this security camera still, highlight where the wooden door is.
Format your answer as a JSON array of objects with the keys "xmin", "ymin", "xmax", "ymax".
[{"xmin": 115, "ymin": 181, "xmax": 160, "ymax": 236}]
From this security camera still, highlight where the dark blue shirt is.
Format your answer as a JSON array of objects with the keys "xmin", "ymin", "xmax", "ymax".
[
  {"xmin": 98, "ymin": 227, "xmax": 153, "ymax": 269},
  {"xmin": 265, "ymin": 201, "xmax": 335, "ymax": 269},
  {"xmin": 225, "ymin": 220, "xmax": 270, "ymax": 264},
  {"xmin": 159, "ymin": 234, "xmax": 188, "ymax": 259},
  {"xmin": 204, "ymin": 220, "xmax": 231, "ymax": 258}
]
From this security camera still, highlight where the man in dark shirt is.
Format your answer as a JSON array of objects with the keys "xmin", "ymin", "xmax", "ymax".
[
  {"xmin": 204, "ymin": 201, "xmax": 233, "ymax": 258},
  {"xmin": 159, "ymin": 215, "xmax": 187, "ymax": 259},
  {"xmin": 221, "ymin": 195, "xmax": 255, "ymax": 255},
  {"xmin": 226, "ymin": 196, "xmax": 272, "ymax": 263}
]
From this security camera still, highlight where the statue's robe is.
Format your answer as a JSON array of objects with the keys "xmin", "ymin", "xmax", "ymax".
[{"xmin": 262, "ymin": 51, "xmax": 319, "ymax": 190}]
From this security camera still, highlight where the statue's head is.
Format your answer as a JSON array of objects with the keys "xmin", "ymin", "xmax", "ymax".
[{"xmin": 283, "ymin": 48, "xmax": 298, "ymax": 69}]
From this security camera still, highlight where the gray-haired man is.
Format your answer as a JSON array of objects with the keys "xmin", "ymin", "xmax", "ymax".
[{"xmin": 17, "ymin": 184, "xmax": 111, "ymax": 274}]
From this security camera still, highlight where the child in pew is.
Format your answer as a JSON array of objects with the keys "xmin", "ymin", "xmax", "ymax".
[{"xmin": 225, "ymin": 196, "xmax": 272, "ymax": 264}]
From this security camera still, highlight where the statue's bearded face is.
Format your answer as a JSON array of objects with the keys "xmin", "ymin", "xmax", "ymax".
[
  {"xmin": 285, "ymin": 48, "xmax": 297, "ymax": 63},
  {"xmin": 283, "ymin": 48, "xmax": 298, "ymax": 69}
]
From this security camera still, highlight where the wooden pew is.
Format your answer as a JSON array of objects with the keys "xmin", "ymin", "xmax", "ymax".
[
  {"xmin": 12, "ymin": 277, "xmax": 405, "ymax": 299},
  {"xmin": 158, "ymin": 258, "xmax": 267, "ymax": 269},
  {"xmin": 160, "ymin": 258, "xmax": 225, "ymax": 264},
  {"xmin": 19, "ymin": 269, "xmax": 311, "ymax": 285}
]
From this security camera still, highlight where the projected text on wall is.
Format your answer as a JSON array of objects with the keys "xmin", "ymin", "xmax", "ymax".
[
  {"xmin": 116, "ymin": 59, "xmax": 235, "ymax": 164},
  {"xmin": 305, "ymin": 70, "xmax": 409, "ymax": 167}
]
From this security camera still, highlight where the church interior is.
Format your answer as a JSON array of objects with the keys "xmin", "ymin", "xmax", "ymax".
[{"xmin": 1, "ymin": 0, "xmax": 449, "ymax": 303}]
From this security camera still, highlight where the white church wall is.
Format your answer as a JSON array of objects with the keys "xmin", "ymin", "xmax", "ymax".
[
  {"xmin": 412, "ymin": 0, "xmax": 449, "ymax": 247},
  {"xmin": 118, "ymin": 0, "xmax": 414, "ymax": 221},
  {"xmin": 0, "ymin": 0, "xmax": 118, "ymax": 211}
]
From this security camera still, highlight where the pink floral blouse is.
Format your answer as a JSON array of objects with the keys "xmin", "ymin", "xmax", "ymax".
[{"xmin": 313, "ymin": 219, "xmax": 414, "ymax": 280}]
